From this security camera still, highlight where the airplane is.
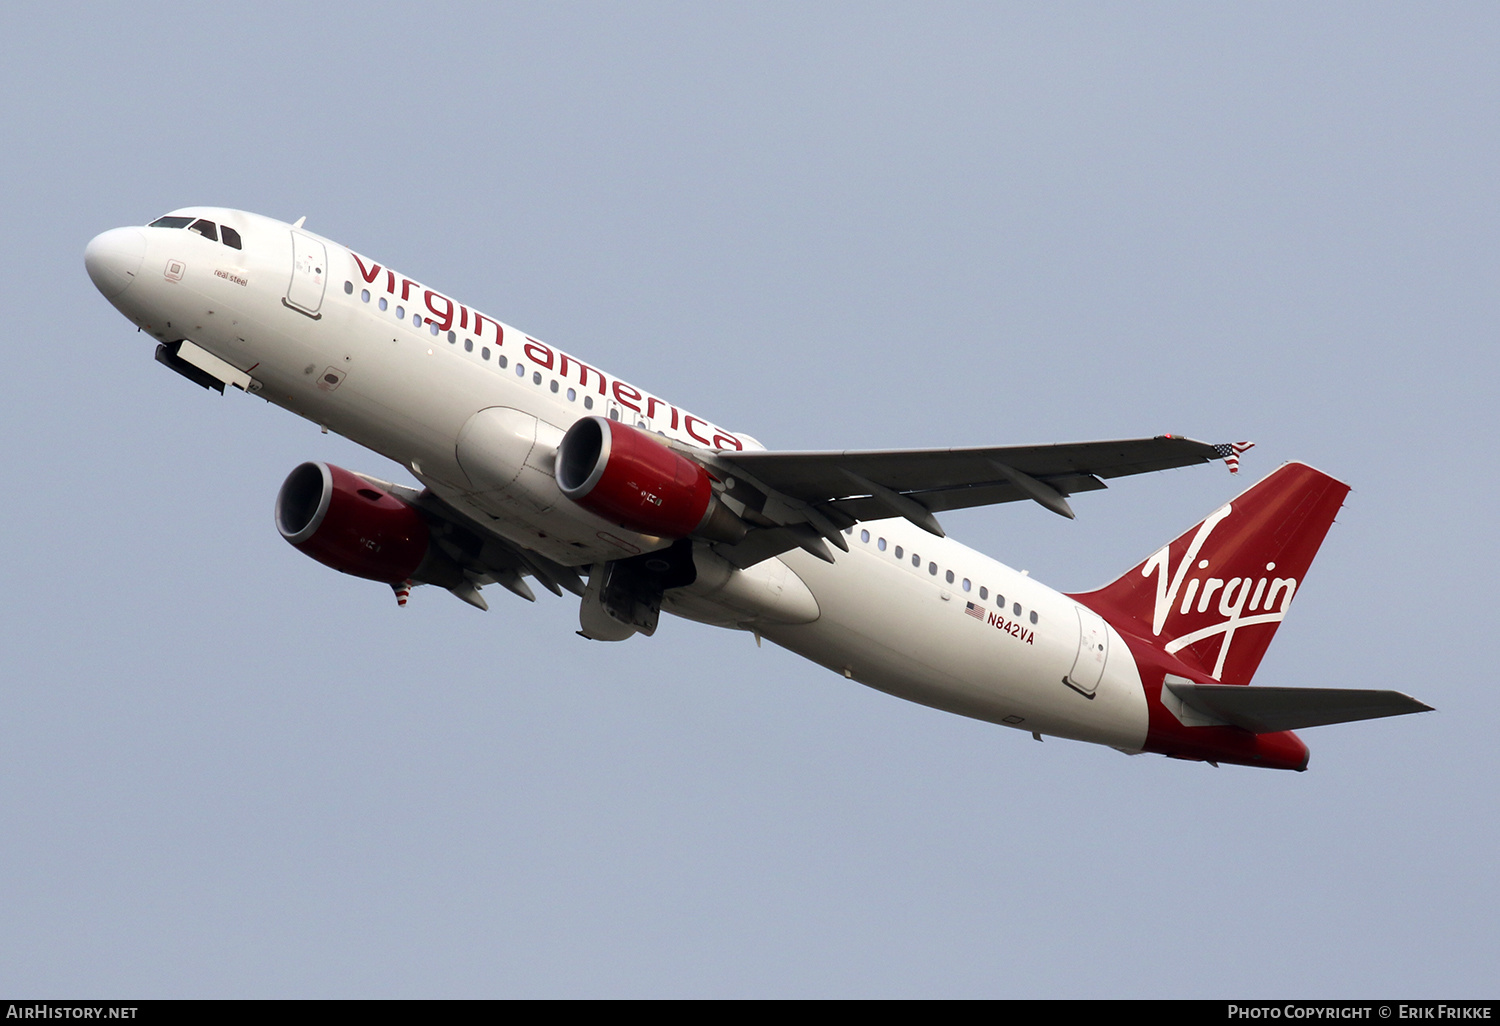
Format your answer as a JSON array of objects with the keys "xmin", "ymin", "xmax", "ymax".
[{"xmin": 84, "ymin": 207, "xmax": 1431, "ymax": 771}]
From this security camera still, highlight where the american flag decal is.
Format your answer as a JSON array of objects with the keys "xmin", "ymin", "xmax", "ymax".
[
  {"xmin": 1214, "ymin": 440, "xmax": 1255, "ymax": 475},
  {"xmin": 965, "ymin": 601, "xmax": 986, "ymax": 621}
]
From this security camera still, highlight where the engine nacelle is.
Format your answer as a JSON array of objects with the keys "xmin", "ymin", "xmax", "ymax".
[
  {"xmin": 555, "ymin": 417, "xmax": 746, "ymax": 543},
  {"xmin": 275, "ymin": 462, "xmax": 457, "ymax": 585}
]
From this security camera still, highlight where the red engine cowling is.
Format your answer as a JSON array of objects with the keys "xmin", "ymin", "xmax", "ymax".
[
  {"xmin": 275, "ymin": 462, "xmax": 434, "ymax": 583},
  {"xmin": 555, "ymin": 417, "xmax": 744, "ymax": 542}
]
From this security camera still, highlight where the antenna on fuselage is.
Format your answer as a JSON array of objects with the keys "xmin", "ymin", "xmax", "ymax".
[{"xmin": 291, "ymin": 216, "xmax": 307, "ymax": 229}]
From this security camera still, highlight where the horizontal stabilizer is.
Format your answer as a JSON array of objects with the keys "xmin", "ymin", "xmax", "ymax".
[{"xmin": 1162, "ymin": 680, "xmax": 1433, "ymax": 734}]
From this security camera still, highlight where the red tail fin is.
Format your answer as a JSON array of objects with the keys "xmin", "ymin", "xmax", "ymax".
[{"xmin": 1071, "ymin": 462, "xmax": 1349, "ymax": 684}]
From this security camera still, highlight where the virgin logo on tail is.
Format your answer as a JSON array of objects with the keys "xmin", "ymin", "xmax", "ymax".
[
  {"xmin": 1140, "ymin": 502, "xmax": 1300, "ymax": 680},
  {"xmin": 1070, "ymin": 462, "xmax": 1349, "ymax": 686}
]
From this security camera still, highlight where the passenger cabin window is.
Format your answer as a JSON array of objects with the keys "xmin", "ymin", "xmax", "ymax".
[
  {"xmin": 221, "ymin": 225, "xmax": 242, "ymax": 250},
  {"xmin": 188, "ymin": 219, "xmax": 218, "ymax": 242}
]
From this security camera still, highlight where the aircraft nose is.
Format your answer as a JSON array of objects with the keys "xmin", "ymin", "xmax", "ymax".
[{"xmin": 84, "ymin": 227, "xmax": 147, "ymax": 299}]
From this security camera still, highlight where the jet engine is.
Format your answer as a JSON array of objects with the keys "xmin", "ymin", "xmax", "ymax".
[
  {"xmin": 275, "ymin": 462, "xmax": 463, "ymax": 587},
  {"xmin": 555, "ymin": 417, "xmax": 747, "ymax": 543}
]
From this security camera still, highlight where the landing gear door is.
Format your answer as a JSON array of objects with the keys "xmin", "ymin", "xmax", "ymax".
[
  {"xmin": 1064, "ymin": 605, "xmax": 1109, "ymax": 698},
  {"xmin": 284, "ymin": 231, "xmax": 327, "ymax": 318}
]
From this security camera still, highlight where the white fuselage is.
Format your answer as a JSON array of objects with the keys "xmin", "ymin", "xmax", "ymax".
[{"xmin": 89, "ymin": 207, "xmax": 1151, "ymax": 753}]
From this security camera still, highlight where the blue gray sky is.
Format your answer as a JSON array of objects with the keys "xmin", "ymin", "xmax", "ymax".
[{"xmin": 2, "ymin": 2, "xmax": 1495, "ymax": 997}]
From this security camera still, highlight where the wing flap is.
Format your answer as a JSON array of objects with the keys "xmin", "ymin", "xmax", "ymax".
[{"xmin": 825, "ymin": 473, "xmax": 1108, "ymax": 521}]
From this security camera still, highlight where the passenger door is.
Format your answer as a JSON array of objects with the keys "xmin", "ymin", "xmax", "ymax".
[
  {"xmin": 1065, "ymin": 606, "xmax": 1110, "ymax": 698},
  {"xmin": 284, "ymin": 230, "xmax": 327, "ymax": 318}
]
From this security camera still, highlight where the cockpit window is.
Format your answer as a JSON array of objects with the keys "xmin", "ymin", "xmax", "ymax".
[{"xmin": 149, "ymin": 214, "xmax": 243, "ymax": 251}]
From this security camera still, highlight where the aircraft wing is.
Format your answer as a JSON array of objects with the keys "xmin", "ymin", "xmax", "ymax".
[{"xmin": 697, "ymin": 435, "xmax": 1231, "ymax": 567}]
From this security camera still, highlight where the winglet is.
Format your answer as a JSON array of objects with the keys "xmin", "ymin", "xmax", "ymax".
[{"xmin": 1213, "ymin": 441, "xmax": 1255, "ymax": 475}]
